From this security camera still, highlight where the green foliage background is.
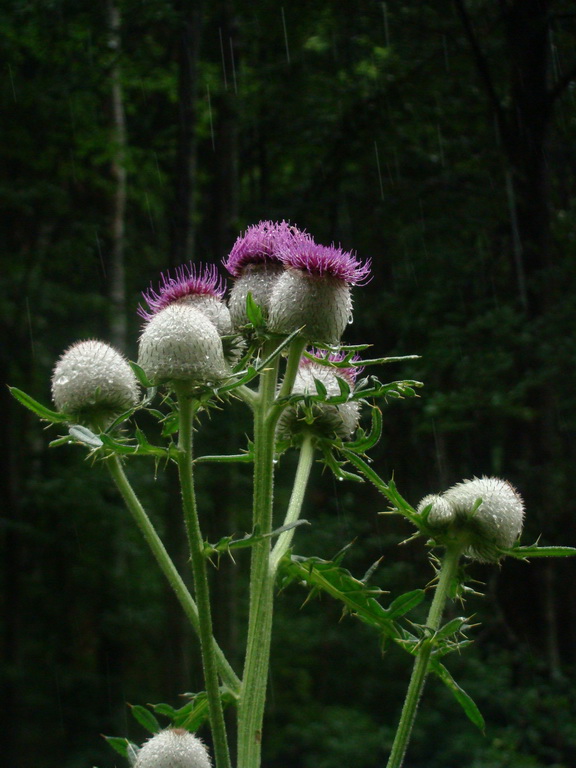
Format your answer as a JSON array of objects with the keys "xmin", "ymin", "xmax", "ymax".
[{"xmin": 2, "ymin": 1, "xmax": 576, "ymax": 766}]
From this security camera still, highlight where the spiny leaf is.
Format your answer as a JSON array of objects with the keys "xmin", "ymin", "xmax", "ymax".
[
  {"xmin": 430, "ymin": 659, "xmax": 485, "ymax": 732},
  {"xmin": 280, "ymin": 553, "xmax": 410, "ymax": 639},
  {"xmin": 204, "ymin": 520, "xmax": 309, "ymax": 556},
  {"xmin": 9, "ymin": 387, "xmax": 68, "ymax": 423}
]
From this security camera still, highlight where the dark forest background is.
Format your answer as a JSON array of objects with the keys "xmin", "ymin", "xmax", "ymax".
[{"xmin": 3, "ymin": 1, "xmax": 576, "ymax": 766}]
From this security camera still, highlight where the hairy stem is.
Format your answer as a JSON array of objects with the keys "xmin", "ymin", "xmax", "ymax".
[
  {"xmin": 270, "ymin": 433, "xmax": 315, "ymax": 573},
  {"xmin": 106, "ymin": 455, "xmax": 240, "ymax": 694},
  {"xmin": 176, "ymin": 391, "xmax": 231, "ymax": 768},
  {"xmin": 386, "ymin": 544, "xmax": 463, "ymax": 768}
]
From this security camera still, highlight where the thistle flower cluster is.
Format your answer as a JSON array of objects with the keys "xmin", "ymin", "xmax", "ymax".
[
  {"xmin": 417, "ymin": 476, "xmax": 525, "ymax": 562},
  {"xmin": 50, "ymin": 221, "xmax": 371, "ymax": 418}
]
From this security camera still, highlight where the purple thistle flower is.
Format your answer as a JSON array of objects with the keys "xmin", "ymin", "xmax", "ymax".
[
  {"xmin": 301, "ymin": 349, "xmax": 364, "ymax": 385},
  {"xmin": 223, "ymin": 220, "xmax": 309, "ymax": 277},
  {"xmin": 279, "ymin": 240, "xmax": 371, "ymax": 286},
  {"xmin": 138, "ymin": 263, "xmax": 225, "ymax": 320}
]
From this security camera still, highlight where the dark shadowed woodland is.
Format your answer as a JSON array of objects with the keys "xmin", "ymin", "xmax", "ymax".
[{"xmin": 3, "ymin": 1, "xmax": 576, "ymax": 766}]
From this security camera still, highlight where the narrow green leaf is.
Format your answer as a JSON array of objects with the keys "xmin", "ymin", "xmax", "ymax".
[
  {"xmin": 150, "ymin": 702, "xmax": 177, "ymax": 718},
  {"xmin": 9, "ymin": 387, "xmax": 68, "ymax": 423},
  {"xmin": 69, "ymin": 425, "xmax": 103, "ymax": 448},
  {"xmin": 346, "ymin": 406, "xmax": 383, "ymax": 453},
  {"xmin": 434, "ymin": 616, "xmax": 468, "ymax": 642},
  {"xmin": 502, "ymin": 544, "xmax": 576, "ymax": 559},
  {"xmin": 129, "ymin": 704, "xmax": 161, "ymax": 734},
  {"xmin": 129, "ymin": 361, "xmax": 154, "ymax": 388},
  {"xmin": 103, "ymin": 736, "xmax": 138, "ymax": 759},
  {"xmin": 313, "ymin": 377, "xmax": 328, "ymax": 398},
  {"xmin": 245, "ymin": 291, "xmax": 265, "ymax": 327},
  {"xmin": 430, "ymin": 660, "xmax": 485, "ymax": 732},
  {"xmin": 387, "ymin": 589, "xmax": 426, "ymax": 619}
]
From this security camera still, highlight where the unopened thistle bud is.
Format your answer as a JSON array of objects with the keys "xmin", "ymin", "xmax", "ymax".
[
  {"xmin": 268, "ymin": 239, "xmax": 371, "ymax": 344},
  {"xmin": 277, "ymin": 351, "xmax": 361, "ymax": 442},
  {"xmin": 51, "ymin": 340, "xmax": 139, "ymax": 429},
  {"xmin": 223, "ymin": 220, "xmax": 305, "ymax": 327},
  {"xmin": 418, "ymin": 476, "xmax": 525, "ymax": 562},
  {"xmin": 417, "ymin": 494, "xmax": 455, "ymax": 526},
  {"xmin": 138, "ymin": 304, "xmax": 229, "ymax": 390},
  {"xmin": 134, "ymin": 728, "xmax": 212, "ymax": 768}
]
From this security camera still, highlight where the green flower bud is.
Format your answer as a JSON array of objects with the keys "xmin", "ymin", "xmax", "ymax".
[
  {"xmin": 51, "ymin": 340, "xmax": 139, "ymax": 430},
  {"xmin": 134, "ymin": 728, "xmax": 211, "ymax": 768},
  {"xmin": 138, "ymin": 304, "xmax": 229, "ymax": 390}
]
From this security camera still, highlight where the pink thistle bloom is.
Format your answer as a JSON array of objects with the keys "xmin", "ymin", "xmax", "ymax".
[
  {"xmin": 138, "ymin": 263, "xmax": 225, "ymax": 320},
  {"xmin": 223, "ymin": 220, "xmax": 309, "ymax": 277},
  {"xmin": 279, "ymin": 240, "xmax": 371, "ymax": 286}
]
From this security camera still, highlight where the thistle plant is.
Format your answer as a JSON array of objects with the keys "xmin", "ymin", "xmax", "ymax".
[{"xmin": 11, "ymin": 223, "xmax": 576, "ymax": 768}]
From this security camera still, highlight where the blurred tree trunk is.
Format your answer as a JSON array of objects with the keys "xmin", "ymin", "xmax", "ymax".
[
  {"xmin": 107, "ymin": 0, "xmax": 128, "ymax": 351},
  {"xmin": 454, "ymin": 0, "xmax": 575, "ymax": 675},
  {"xmin": 170, "ymin": 0, "xmax": 204, "ymax": 266}
]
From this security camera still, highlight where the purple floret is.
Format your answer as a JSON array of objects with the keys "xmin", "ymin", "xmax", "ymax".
[
  {"xmin": 301, "ymin": 349, "xmax": 364, "ymax": 384},
  {"xmin": 138, "ymin": 262, "xmax": 225, "ymax": 319},
  {"xmin": 279, "ymin": 239, "xmax": 371, "ymax": 285},
  {"xmin": 223, "ymin": 220, "xmax": 308, "ymax": 277}
]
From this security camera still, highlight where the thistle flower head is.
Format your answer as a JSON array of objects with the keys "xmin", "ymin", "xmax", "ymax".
[
  {"xmin": 223, "ymin": 220, "xmax": 307, "ymax": 277},
  {"xmin": 139, "ymin": 263, "xmax": 226, "ymax": 319},
  {"xmin": 279, "ymin": 239, "xmax": 371, "ymax": 286},
  {"xmin": 138, "ymin": 304, "xmax": 229, "ymax": 390},
  {"xmin": 134, "ymin": 728, "xmax": 211, "ymax": 768},
  {"xmin": 51, "ymin": 339, "xmax": 139, "ymax": 430},
  {"xmin": 419, "ymin": 476, "xmax": 525, "ymax": 562}
]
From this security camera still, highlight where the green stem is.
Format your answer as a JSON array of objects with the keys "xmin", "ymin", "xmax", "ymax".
[
  {"xmin": 176, "ymin": 391, "xmax": 231, "ymax": 768},
  {"xmin": 237, "ymin": 342, "xmax": 279, "ymax": 768},
  {"xmin": 278, "ymin": 337, "xmax": 307, "ymax": 399},
  {"xmin": 270, "ymin": 434, "xmax": 315, "ymax": 573},
  {"xmin": 386, "ymin": 544, "xmax": 464, "ymax": 768},
  {"xmin": 106, "ymin": 455, "xmax": 240, "ymax": 695}
]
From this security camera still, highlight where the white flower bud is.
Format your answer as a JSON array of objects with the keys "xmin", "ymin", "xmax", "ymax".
[
  {"xmin": 138, "ymin": 304, "xmax": 229, "ymax": 389},
  {"xmin": 51, "ymin": 340, "xmax": 139, "ymax": 429},
  {"xmin": 443, "ymin": 476, "xmax": 525, "ymax": 562},
  {"xmin": 417, "ymin": 494, "xmax": 455, "ymax": 526},
  {"xmin": 134, "ymin": 729, "xmax": 211, "ymax": 768}
]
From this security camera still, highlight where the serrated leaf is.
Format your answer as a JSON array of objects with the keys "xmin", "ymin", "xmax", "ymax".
[
  {"xmin": 69, "ymin": 425, "xmax": 103, "ymax": 448},
  {"xmin": 346, "ymin": 406, "xmax": 383, "ymax": 453},
  {"xmin": 280, "ymin": 554, "xmax": 403, "ymax": 638},
  {"xmin": 154, "ymin": 687, "xmax": 236, "ymax": 731},
  {"xmin": 9, "ymin": 387, "xmax": 68, "ymax": 423},
  {"xmin": 430, "ymin": 660, "xmax": 485, "ymax": 732},
  {"xmin": 129, "ymin": 704, "xmax": 161, "ymax": 734}
]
